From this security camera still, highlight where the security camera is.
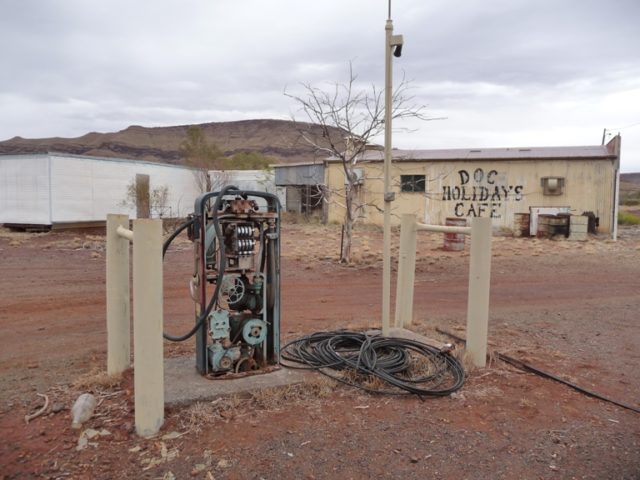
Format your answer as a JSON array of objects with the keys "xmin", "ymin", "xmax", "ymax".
[{"xmin": 390, "ymin": 34, "xmax": 404, "ymax": 58}]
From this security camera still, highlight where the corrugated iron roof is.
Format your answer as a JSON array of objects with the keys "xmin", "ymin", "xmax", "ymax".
[
  {"xmin": 327, "ymin": 145, "xmax": 616, "ymax": 163},
  {"xmin": 271, "ymin": 161, "xmax": 324, "ymax": 168},
  {"xmin": 0, "ymin": 151, "xmax": 201, "ymax": 171}
]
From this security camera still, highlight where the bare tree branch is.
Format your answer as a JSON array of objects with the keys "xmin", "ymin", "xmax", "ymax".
[{"xmin": 285, "ymin": 62, "xmax": 430, "ymax": 263}]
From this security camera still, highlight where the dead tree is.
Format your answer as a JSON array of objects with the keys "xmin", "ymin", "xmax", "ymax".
[{"xmin": 286, "ymin": 63, "xmax": 428, "ymax": 263}]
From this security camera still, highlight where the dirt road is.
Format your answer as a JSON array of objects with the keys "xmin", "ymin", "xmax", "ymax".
[{"xmin": 1, "ymin": 223, "xmax": 639, "ymax": 479}]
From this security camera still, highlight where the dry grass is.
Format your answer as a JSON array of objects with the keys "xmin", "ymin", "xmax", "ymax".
[
  {"xmin": 519, "ymin": 397, "xmax": 536, "ymax": 408},
  {"xmin": 360, "ymin": 373, "xmax": 388, "ymax": 392},
  {"xmin": 464, "ymin": 385, "xmax": 503, "ymax": 399},
  {"xmin": 0, "ymin": 227, "xmax": 48, "ymax": 241},
  {"xmin": 179, "ymin": 395, "xmax": 244, "ymax": 432},
  {"xmin": 178, "ymin": 375, "xmax": 336, "ymax": 431},
  {"xmin": 339, "ymin": 368, "xmax": 377, "ymax": 389},
  {"xmin": 406, "ymin": 352, "xmax": 440, "ymax": 377},
  {"xmin": 251, "ymin": 374, "xmax": 335, "ymax": 409},
  {"xmin": 452, "ymin": 346, "xmax": 477, "ymax": 375},
  {"xmin": 486, "ymin": 349, "xmax": 500, "ymax": 369},
  {"xmin": 73, "ymin": 368, "xmax": 123, "ymax": 392}
]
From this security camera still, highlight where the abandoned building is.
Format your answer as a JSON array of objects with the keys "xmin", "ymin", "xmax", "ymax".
[{"xmin": 323, "ymin": 136, "xmax": 622, "ymax": 237}]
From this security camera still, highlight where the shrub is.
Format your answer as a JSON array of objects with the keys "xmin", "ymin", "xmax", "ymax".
[{"xmin": 618, "ymin": 211, "xmax": 640, "ymax": 225}]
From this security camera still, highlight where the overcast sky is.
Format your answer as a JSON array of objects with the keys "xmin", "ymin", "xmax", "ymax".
[{"xmin": 1, "ymin": 0, "xmax": 639, "ymax": 172}]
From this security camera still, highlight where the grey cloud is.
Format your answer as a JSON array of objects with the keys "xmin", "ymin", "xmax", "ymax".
[
  {"xmin": 402, "ymin": 0, "xmax": 640, "ymax": 86},
  {"xmin": 0, "ymin": 0, "xmax": 638, "ymax": 170}
]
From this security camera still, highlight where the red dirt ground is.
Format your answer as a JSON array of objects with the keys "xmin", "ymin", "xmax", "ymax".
[{"xmin": 1, "ymin": 223, "xmax": 639, "ymax": 479}]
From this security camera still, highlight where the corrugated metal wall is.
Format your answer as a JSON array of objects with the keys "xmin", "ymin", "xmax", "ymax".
[
  {"xmin": 326, "ymin": 158, "xmax": 616, "ymax": 233},
  {"xmin": 210, "ymin": 170, "xmax": 276, "ymax": 193},
  {"xmin": 0, "ymin": 154, "xmax": 200, "ymax": 225},
  {"xmin": 209, "ymin": 169, "xmax": 284, "ymax": 209},
  {"xmin": 0, "ymin": 155, "xmax": 51, "ymax": 224},
  {"xmin": 274, "ymin": 164, "xmax": 324, "ymax": 186},
  {"xmin": 50, "ymin": 154, "xmax": 201, "ymax": 223}
]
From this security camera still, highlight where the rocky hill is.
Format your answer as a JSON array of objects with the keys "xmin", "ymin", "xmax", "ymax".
[
  {"xmin": 0, "ymin": 119, "xmax": 344, "ymax": 165},
  {"xmin": 620, "ymin": 173, "xmax": 640, "ymax": 205}
]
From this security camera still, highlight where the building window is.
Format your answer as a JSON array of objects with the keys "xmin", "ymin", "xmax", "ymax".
[
  {"xmin": 541, "ymin": 176, "xmax": 565, "ymax": 196},
  {"xmin": 400, "ymin": 175, "xmax": 425, "ymax": 193}
]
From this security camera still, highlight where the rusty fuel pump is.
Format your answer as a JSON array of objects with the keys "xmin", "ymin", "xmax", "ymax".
[{"xmin": 163, "ymin": 186, "xmax": 280, "ymax": 376}]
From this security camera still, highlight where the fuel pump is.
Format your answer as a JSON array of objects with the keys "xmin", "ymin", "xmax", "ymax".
[{"xmin": 163, "ymin": 186, "xmax": 280, "ymax": 376}]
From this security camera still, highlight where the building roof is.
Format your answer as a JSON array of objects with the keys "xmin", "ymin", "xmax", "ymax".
[
  {"xmin": 326, "ymin": 144, "xmax": 617, "ymax": 163},
  {"xmin": 0, "ymin": 152, "xmax": 200, "ymax": 171},
  {"xmin": 271, "ymin": 161, "xmax": 324, "ymax": 168}
]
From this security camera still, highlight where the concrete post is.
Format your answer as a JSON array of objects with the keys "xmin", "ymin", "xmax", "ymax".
[
  {"xmin": 106, "ymin": 214, "xmax": 130, "ymax": 375},
  {"xmin": 466, "ymin": 217, "xmax": 492, "ymax": 367},
  {"xmin": 132, "ymin": 219, "xmax": 164, "ymax": 437},
  {"xmin": 395, "ymin": 214, "xmax": 417, "ymax": 328},
  {"xmin": 381, "ymin": 18, "xmax": 394, "ymax": 337}
]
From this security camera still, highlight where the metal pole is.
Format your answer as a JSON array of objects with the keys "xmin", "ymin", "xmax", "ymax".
[
  {"xmin": 611, "ymin": 135, "xmax": 621, "ymax": 241},
  {"xmin": 382, "ymin": 18, "xmax": 394, "ymax": 336},
  {"xmin": 395, "ymin": 214, "xmax": 417, "ymax": 328},
  {"xmin": 106, "ymin": 214, "xmax": 130, "ymax": 375},
  {"xmin": 133, "ymin": 219, "xmax": 164, "ymax": 437},
  {"xmin": 466, "ymin": 217, "xmax": 492, "ymax": 367}
]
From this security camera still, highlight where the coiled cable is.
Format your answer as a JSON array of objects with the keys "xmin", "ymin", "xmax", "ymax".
[{"xmin": 281, "ymin": 330, "xmax": 465, "ymax": 397}]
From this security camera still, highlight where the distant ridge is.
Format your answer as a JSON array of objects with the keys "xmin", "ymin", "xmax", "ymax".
[
  {"xmin": 621, "ymin": 173, "xmax": 640, "ymax": 184},
  {"xmin": 0, "ymin": 119, "xmax": 345, "ymax": 165}
]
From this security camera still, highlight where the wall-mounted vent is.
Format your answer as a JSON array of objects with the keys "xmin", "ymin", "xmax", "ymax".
[{"xmin": 541, "ymin": 176, "xmax": 565, "ymax": 196}]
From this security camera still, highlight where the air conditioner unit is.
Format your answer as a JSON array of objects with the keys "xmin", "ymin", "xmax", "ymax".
[{"xmin": 541, "ymin": 176, "xmax": 565, "ymax": 196}]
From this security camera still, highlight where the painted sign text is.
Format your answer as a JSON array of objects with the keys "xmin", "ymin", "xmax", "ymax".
[{"xmin": 442, "ymin": 169, "xmax": 524, "ymax": 218}]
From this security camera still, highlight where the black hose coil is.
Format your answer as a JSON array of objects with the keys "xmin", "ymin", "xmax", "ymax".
[{"xmin": 281, "ymin": 330, "xmax": 465, "ymax": 397}]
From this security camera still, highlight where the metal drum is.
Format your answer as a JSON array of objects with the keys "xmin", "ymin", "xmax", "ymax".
[
  {"xmin": 513, "ymin": 213, "xmax": 530, "ymax": 237},
  {"xmin": 538, "ymin": 214, "xmax": 569, "ymax": 238},
  {"xmin": 537, "ymin": 214, "xmax": 553, "ymax": 238},
  {"xmin": 443, "ymin": 217, "xmax": 467, "ymax": 251}
]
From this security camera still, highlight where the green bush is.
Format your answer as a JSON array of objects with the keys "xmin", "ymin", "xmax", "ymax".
[{"xmin": 618, "ymin": 211, "xmax": 640, "ymax": 225}]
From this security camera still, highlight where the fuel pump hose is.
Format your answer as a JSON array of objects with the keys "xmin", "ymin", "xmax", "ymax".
[{"xmin": 161, "ymin": 185, "xmax": 238, "ymax": 342}]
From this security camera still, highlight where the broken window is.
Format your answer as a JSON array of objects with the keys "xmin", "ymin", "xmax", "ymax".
[{"xmin": 400, "ymin": 175, "xmax": 425, "ymax": 193}]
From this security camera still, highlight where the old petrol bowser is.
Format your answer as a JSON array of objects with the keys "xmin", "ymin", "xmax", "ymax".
[{"xmin": 163, "ymin": 186, "xmax": 280, "ymax": 376}]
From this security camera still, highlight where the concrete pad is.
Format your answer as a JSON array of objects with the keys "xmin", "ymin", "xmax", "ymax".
[
  {"xmin": 164, "ymin": 356, "xmax": 311, "ymax": 407},
  {"xmin": 388, "ymin": 327, "xmax": 449, "ymax": 349},
  {"xmin": 366, "ymin": 327, "xmax": 448, "ymax": 349}
]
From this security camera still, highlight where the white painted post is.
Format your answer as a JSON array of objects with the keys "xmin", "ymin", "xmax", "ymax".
[
  {"xmin": 106, "ymin": 214, "xmax": 130, "ymax": 375},
  {"xmin": 132, "ymin": 219, "xmax": 164, "ymax": 437},
  {"xmin": 466, "ymin": 217, "xmax": 492, "ymax": 367},
  {"xmin": 395, "ymin": 214, "xmax": 417, "ymax": 328}
]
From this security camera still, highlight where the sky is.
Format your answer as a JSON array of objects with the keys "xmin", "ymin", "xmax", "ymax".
[{"xmin": 1, "ymin": 0, "xmax": 639, "ymax": 172}]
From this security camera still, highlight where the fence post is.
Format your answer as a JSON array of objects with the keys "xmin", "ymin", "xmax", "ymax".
[
  {"xmin": 395, "ymin": 214, "xmax": 417, "ymax": 328},
  {"xmin": 133, "ymin": 219, "xmax": 164, "ymax": 437},
  {"xmin": 106, "ymin": 214, "xmax": 130, "ymax": 375},
  {"xmin": 466, "ymin": 217, "xmax": 492, "ymax": 367}
]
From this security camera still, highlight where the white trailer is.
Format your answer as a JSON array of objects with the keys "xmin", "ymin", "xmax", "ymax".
[
  {"xmin": 0, "ymin": 153, "xmax": 201, "ymax": 228},
  {"xmin": 209, "ymin": 169, "xmax": 286, "ymax": 210}
]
